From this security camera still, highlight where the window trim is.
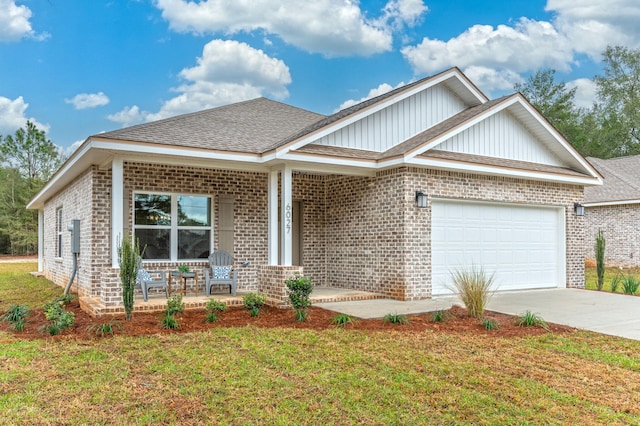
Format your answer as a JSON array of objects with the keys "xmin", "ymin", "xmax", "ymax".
[
  {"xmin": 56, "ymin": 207, "xmax": 63, "ymax": 258},
  {"xmin": 132, "ymin": 191, "xmax": 214, "ymax": 262}
]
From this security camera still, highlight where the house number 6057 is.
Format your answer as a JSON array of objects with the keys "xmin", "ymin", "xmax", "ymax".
[{"xmin": 285, "ymin": 203, "xmax": 292, "ymax": 234}]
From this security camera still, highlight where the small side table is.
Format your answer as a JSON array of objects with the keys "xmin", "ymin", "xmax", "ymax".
[{"xmin": 169, "ymin": 271, "xmax": 198, "ymax": 297}]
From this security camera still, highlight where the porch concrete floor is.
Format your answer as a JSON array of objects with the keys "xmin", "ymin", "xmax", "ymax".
[{"xmin": 80, "ymin": 286, "xmax": 385, "ymax": 317}]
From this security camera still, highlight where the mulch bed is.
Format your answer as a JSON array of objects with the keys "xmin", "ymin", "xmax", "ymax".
[{"xmin": 1, "ymin": 299, "xmax": 575, "ymax": 341}]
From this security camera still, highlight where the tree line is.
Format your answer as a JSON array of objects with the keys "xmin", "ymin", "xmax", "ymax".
[
  {"xmin": 1, "ymin": 44, "xmax": 640, "ymax": 254},
  {"xmin": 0, "ymin": 121, "xmax": 64, "ymax": 255},
  {"xmin": 515, "ymin": 45, "xmax": 640, "ymax": 159}
]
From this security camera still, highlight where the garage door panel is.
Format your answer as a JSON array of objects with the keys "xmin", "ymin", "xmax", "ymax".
[{"xmin": 432, "ymin": 200, "xmax": 563, "ymax": 295}]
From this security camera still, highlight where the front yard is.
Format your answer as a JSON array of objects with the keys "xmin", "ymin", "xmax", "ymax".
[{"xmin": 1, "ymin": 263, "xmax": 639, "ymax": 424}]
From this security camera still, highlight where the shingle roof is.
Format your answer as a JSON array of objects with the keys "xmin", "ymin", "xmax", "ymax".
[
  {"xmin": 585, "ymin": 155, "xmax": 640, "ymax": 203},
  {"xmin": 96, "ymin": 98, "xmax": 325, "ymax": 154}
]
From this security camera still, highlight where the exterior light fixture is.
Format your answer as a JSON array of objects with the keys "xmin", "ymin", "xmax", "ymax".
[
  {"xmin": 415, "ymin": 191, "xmax": 428, "ymax": 208},
  {"xmin": 574, "ymin": 202, "xmax": 585, "ymax": 217}
]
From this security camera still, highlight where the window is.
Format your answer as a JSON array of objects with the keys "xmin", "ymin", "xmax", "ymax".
[
  {"xmin": 133, "ymin": 193, "xmax": 212, "ymax": 261},
  {"xmin": 56, "ymin": 208, "xmax": 63, "ymax": 257}
]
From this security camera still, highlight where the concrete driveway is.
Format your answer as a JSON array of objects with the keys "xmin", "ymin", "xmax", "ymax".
[
  {"xmin": 317, "ymin": 288, "xmax": 640, "ymax": 340},
  {"xmin": 483, "ymin": 288, "xmax": 640, "ymax": 340}
]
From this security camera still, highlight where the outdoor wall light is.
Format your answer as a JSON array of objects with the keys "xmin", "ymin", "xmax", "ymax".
[
  {"xmin": 415, "ymin": 191, "xmax": 428, "ymax": 208},
  {"xmin": 574, "ymin": 202, "xmax": 585, "ymax": 217}
]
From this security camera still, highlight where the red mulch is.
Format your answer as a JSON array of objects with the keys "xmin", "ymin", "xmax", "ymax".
[{"xmin": 1, "ymin": 299, "xmax": 575, "ymax": 341}]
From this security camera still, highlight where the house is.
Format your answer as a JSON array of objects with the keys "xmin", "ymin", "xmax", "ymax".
[
  {"xmin": 27, "ymin": 67, "xmax": 602, "ymax": 315},
  {"xmin": 584, "ymin": 155, "xmax": 640, "ymax": 267}
]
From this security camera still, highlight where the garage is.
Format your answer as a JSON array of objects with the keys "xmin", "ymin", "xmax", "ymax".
[{"xmin": 431, "ymin": 199, "xmax": 565, "ymax": 295}]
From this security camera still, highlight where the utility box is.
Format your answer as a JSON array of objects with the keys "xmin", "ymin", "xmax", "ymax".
[{"xmin": 67, "ymin": 219, "xmax": 80, "ymax": 254}]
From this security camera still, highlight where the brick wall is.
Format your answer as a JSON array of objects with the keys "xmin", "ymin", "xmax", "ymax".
[
  {"xmin": 42, "ymin": 160, "xmax": 585, "ymax": 309},
  {"xmin": 42, "ymin": 167, "xmax": 95, "ymax": 298},
  {"xmin": 585, "ymin": 204, "xmax": 640, "ymax": 267}
]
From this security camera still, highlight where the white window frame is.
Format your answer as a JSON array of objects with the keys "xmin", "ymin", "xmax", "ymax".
[
  {"xmin": 132, "ymin": 191, "xmax": 214, "ymax": 262},
  {"xmin": 56, "ymin": 207, "xmax": 63, "ymax": 258}
]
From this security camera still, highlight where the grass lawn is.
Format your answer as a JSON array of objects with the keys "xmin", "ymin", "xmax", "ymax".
[
  {"xmin": 1, "ymin": 263, "xmax": 640, "ymax": 424},
  {"xmin": 585, "ymin": 265, "xmax": 640, "ymax": 293}
]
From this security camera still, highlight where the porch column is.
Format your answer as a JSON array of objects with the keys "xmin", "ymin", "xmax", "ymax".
[
  {"xmin": 38, "ymin": 209, "xmax": 44, "ymax": 272},
  {"xmin": 268, "ymin": 170, "xmax": 279, "ymax": 265},
  {"xmin": 111, "ymin": 157, "xmax": 124, "ymax": 268},
  {"xmin": 280, "ymin": 165, "xmax": 293, "ymax": 266}
]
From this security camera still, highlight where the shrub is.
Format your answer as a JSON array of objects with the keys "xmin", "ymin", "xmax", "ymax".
[
  {"xmin": 166, "ymin": 294, "xmax": 185, "ymax": 316},
  {"xmin": 595, "ymin": 230, "xmax": 606, "ymax": 291},
  {"xmin": 332, "ymin": 313, "xmax": 355, "ymax": 327},
  {"xmin": 515, "ymin": 310, "xmax": 548, "ymax": 330},
  {"xmin": 205, "ymin": 299, "xmax": 227, "ymax": 323},
  {"xmin": 116, "ymin": 234, "xmax": 142, "ymax": 321},
  {"xmin": 383, "ymin": 313, "xmax": 410, "ymax": 325},
  {"xmin": 87, "ymin": 320, "xmax": 121, "ymax": 337},
  {"xmin": 42, "ymin": 300, "xmax": 75, "ymax": 335},
  {"xmin": 286, "ymin": 275, "xmax": 313, "ymax": 322},
  {"xmin": 621, "ymin": 274, "xmax": 640, "ymax": 295},
  {"xmin": 482, "ymin": 317, "xmax": 499, "ymax": 330},
  {"xmin": 243, "ymin": 292, "xmax": 266, "ymax": 317},
  {"xmin": 178, "ymin": 265, "xmax": 190, "ymax": 273},
  {"xmin": 449, "ymin": 265, "xmax": 495, "ymax": 319},
  {"xmin": 2, "ymin": 304, "xmax": 30, "ymax": 331}
]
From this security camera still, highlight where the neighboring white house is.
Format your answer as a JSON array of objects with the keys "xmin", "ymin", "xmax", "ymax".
[
  {"xmin": 28, "ymin": 67, "xmax": 602, "ymax": 315},
  {"xmin": 585, "ymin": 155, "xmax": 640, "ymax": 267}
]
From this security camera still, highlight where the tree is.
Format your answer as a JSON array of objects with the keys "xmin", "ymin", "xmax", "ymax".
[
  {"xmin": 0, "ymin": 120, "xmax": 62, "ymax": 190},
  {"xmin": 0, "ymin": 122, "xmax": 64, "ymax": 254},
  {"xmin": 514, "ymin": 69, "xmax": 586, "ymax": 150},
  {"xmin": 594, "ymin": 45, "xmax": 640, "ymax": 156}
]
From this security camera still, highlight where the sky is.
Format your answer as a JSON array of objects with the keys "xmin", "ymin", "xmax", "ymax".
[{"xmin": 2, "ymin": 0, "xmax": 640, "ymax": 155}]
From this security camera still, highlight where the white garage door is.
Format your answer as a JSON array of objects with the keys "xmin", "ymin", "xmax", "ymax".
[{"xmin": 431, "ymin": 200, "xmax": 564, "ymax": 295}]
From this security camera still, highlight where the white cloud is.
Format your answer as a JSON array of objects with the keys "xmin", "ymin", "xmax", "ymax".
[
  {"xmin": 402, "ymin": 18, "xmax": 573, "ymax": 75},
  {"xmin": 0, "ymin": 0, "xmax": 49, "ymax": 42},
  {"xmin": 567, "ymin": 78, "xmax": 598, "ymax": 109},
  {"xmin": 0, "ymin": 95, "xmax": 49, "ymax": 134},
  {"xmin": 108, "ymin": 39, "xmax": 292, "ymax": 124},
  {"xmin": 336, "ymin": 82, "xmax": 405, "ymax": 112},
  {"xmin": 65, "ymin": 92, "xmax": 110, "ymax": 110},
  {"xmin": 547, "ymin": 0, "xmax": 640, "ymax": 57},
  {"xmin": 463, "ymin": 66, "xmax": 524, "ymax": 94},
  {"xmin": 64, "ymin": 139, "xmax": 85, "ymax": 157},
  {"xmin": 107, "ymin": 105, "xmax": 147, "ymax": 127},
  {"xmin": 155, "ymin": 0, "xmax": 428, "ymax": 57}
]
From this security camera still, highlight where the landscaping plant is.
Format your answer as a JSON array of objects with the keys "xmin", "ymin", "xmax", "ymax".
[
  {"xmin": 205, "ymin": 299, "xmax": 227, "ymax": 323},
  {"xmin": 285, "ymin": 274, "xmax": 313, "ymax": 321},
  {"xmin": 515, "ymin": 310, "xmax": 548, "ymax": 330},
  {"xmin": 161, "ymin": 295, "xmax": 184, "ymax": 329},
  {"xmin": 383, "ymin": 313, "xmax": 410, "ymax": 325},
  {"xmin": 1, "ymin": 304, "xmax": 30, "ymax": 331},
  {"xmin": 42, "ymin": 299, "xmax": 75, "ymax": 335},
  {"xmin": 431, "ymin": 310, "xmax": 447, "ymax": 323},
  {"xmin": 450, "ymin": 265, "xmax": 495, "ymax": 318},
  {"xmin": 331, "ymin": 313, "xmax": 355, "ymax": 327},
  {"xmin": 87, "ymin": 320, "xmax": 121, "ymax": 337},
  {"xmin": 621, "ymin": 273, "xmax": 640, "ymax": 295},
  {"xmin": 243, "ymin": 292, "xmax": 266, "ymax": 317},
  {"xmin": 595, "ymin": 230, "xmax": 606, "ymax": 291},
  {"xmin": 116, "ymin": 234, "xmax": 141, "ymax": 321},
  {"xmin": 610, "ymin": 271, "xmax": 622, "ymax": 293},
  {"xmin": 482, "ymin": 317, "xmax": 499, "ymax": 330}
]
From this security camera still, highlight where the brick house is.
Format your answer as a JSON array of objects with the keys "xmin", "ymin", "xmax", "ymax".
[
  {"xmin": 28, "ymin": 68, "xmax": 602, "ymax": 315},
  {"xmin": 584, "ymin": 155, "xmax": 640, "ymax": 267}
]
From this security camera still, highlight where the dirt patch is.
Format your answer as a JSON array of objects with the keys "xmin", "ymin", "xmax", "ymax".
[{"xmin": 1, "ymin": 299, "xmax": 574, "ymax": 340}]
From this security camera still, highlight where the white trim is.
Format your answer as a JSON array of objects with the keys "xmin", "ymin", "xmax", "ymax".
[
  {"xmin": 407, "ymin": 156, "xmax": 602, "ymax": 186},
  {"xmin": 280, "ymin": 165, "xmax": 293, "ymax": 266},
  {"xmin": 111, "ymin": 157, "xmax": 123, "ymax": 268},
  {"xmin": 583, "ymin": 199, "xmax": 640, "ymax": 207},
  {"xmin": 268, "ymin": 170, "xmax": 279, "ymax": 265},
  {"xmin": 38, "ymin": 210, "xmax": 44, "ymax": 272}
]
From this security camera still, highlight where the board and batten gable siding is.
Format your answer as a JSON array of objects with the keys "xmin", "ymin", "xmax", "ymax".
[
  {"xmin": 437, "ymin": 109, "xmax": 564, "ymax": 167},
  {"xmin": 315, "ymin": 84, "xmax": 467, "ymax": 152}
]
